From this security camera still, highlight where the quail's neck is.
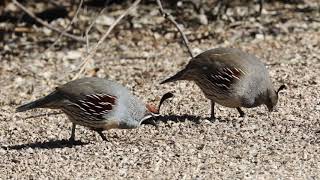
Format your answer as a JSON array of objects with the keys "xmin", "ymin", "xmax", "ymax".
[{"xmin": 241, "ymin": 90, "xmax": 269, "ymax": 108}]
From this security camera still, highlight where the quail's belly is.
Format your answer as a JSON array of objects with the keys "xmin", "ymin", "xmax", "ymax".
[
  {"xmin": 62, "ymin": 106, "xmax": 122, "ymax": 130},
  {"xmin": 196, "ymin": 80, "xmax": 242, "ymax": 108},
  {"xmin": 205, "ymin": 92, "xmax": 242, "ymax": 108}
]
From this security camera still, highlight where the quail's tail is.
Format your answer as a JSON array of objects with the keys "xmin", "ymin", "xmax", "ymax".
[
  {"xmin": 16, "ymin": 91, "xmax": 60, "ymax": 112},
  {"xmin": 160, "ymin": 69, "xmax": 187, "ymax": 84}
]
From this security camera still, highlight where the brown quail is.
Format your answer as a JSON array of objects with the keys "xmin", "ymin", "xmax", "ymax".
[{"xmin": 161, "ymin": 48, "xmax": 285, "ymax": 121}]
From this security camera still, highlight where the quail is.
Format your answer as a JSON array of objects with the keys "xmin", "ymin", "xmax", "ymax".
[
  {"xmin": 161, "ymin": 48, "xmax": 285, "ymax": 121},
  {"xmin": 16, "ymin": 77, "xmax": 173, "ymax": 142}
]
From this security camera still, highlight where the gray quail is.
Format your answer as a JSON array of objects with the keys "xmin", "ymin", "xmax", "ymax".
[
  {"xmin": 161, "ymin": 48, "xmax": 285, "ymax": 121},
  {"xmin": 16, "ymin": 77, "xmax": 173, "ymax": 142}
]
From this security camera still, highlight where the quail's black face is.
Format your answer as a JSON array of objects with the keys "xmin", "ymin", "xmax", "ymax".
[
  {"xmin": 266, "ymin": 85, "xmax": 286, "ymax": 112},
  {"xmin": 266, "ymin": 92, "xmax": 279, "ymax": 112}
]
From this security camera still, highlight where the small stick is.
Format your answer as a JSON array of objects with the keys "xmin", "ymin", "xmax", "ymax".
[
  {"xmin": 73, "ymin": 0, "xmax": 142, "ymax": 80},
  {"xmin": 156, "ymin": 0, "xmax": 194, "ymax": 58},
  {"xmin": 43, "ymin": 0, "xmax": 84, "ymax": 53},
  {"xmin": 12, "ymin": 0, "xmax": 85, "ymax": 42},
  {"xmin": 85, "ymin": 6, "xmax": 107, "ymax": 55}
]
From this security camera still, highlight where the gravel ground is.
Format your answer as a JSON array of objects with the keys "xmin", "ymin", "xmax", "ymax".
[{"xmin": 0, "ymin": 1, "xmax": 320, "ymax": 179}]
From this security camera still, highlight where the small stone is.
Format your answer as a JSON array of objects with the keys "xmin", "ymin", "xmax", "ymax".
[
  {"xmin": 42, "ymin": 27, "xmax": 52, "ymax": 36},
  {"xmin": 0, "ymin": 148, "xmax": 6, "ymax": 155},
  {"xmin": 96, "ymin": 15, "xmax": 115, "ymax": 26},
  {"xmin": 193, "ymin": 48, "xmax": 203, "ymax": 56},
  {"xmin": 255, "ymin": 34, "xmax": 264, "ymax": 40},
  {"xmin": 66, "ymin": 50, "xmax": 82, "ymax": 60},
  {"xmin": 198, "ymin": 14, "xmax": 208, "ymax": 25}
]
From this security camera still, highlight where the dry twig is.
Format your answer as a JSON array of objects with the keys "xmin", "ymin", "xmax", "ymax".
[
  {"xmin": 156, "ymin": 0, "xmax": 194, "ymax": 58},
  {"xmin": 12, "ymin": 0, "xmax": 85, "ymax": 42},
  {"xmin": 73, "ymin": 0, "xmax": 142, "ymax": 80},
  {"xmin": 85, "ymin": 6, "xmax": 107, "ymax": 55},
  {"xmin": 43, "ymin": 0, "xmax": 84, "ymax": 53}
]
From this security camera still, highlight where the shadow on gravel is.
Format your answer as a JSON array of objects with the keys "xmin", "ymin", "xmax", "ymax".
[
  {"xmin": 2, "ymin": 139, "xmax": 88, "ymax": 150},
  {"xmin": 142, "ymin": 114, "xmax": 204, "ymax": 125}
]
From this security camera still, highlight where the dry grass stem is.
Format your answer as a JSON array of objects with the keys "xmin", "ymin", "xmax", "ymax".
[
  {"xmin": 156, "ymin": 0, "xmax": 194, "ymax": 58},
  {"xmin": 43, "ymin": 0, "xmax": 84, "ymax": 54},
  {"xmin": 73, "ymin": 0, "xmax": 142, "ymax": 80},
  {"xmin": 12, "ymin": 0, "xmax": 85, "ymax": 42}
]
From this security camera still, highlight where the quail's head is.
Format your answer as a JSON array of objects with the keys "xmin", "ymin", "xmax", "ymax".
[{"xmin": 265, "ymin": 85, "xmax": 286, "ymax": 112}]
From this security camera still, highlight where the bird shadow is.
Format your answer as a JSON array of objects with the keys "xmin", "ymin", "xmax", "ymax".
[
  {"xmin": 142, "ymin": 114, "xmax": 204, "ymax": 125},
  {"xmin": 2, "ymin": 139, "xmax": 88, "ymax": 150},
  {"xmin": 142, "ymin": 114, "xmax": 233, "ymax": 127}
]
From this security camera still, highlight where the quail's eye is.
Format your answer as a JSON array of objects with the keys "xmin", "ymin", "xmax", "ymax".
[{"xmin": 202, "ymin": 66, "xmax": 208, "ymax": 70}]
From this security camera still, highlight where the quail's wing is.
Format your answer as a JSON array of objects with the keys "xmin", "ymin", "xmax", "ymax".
[
  {"xmin": 189, "ymin": 50, "xmax": 248, "ymax": 91},
  {"xmin": 56, "ymin": 78, "xmax": 123, "ymax": 119}
]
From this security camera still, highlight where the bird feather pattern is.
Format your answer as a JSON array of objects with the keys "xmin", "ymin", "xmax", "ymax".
[
  {"xmin": 206, "ymin": 67, "xmax": 246, "ymax": 91},
  {"xmin": 67, "ymin": 93, "xmax": 117, "ymax": 120}
]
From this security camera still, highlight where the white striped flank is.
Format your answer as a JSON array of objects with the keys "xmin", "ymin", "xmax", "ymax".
[{"xmin": 231, "ymin": 75, "xmax": 240, "ymax": 80}]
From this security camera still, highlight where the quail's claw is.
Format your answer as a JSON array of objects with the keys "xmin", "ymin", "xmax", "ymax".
[{"xmin": 209, "ymin": 116, "xmax": 216, "ymax": 123}]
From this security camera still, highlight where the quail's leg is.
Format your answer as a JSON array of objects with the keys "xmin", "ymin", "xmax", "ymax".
[
  {"xmin": 210, "ymin": 100, "xmax": 216, "ymax": 122},
  {"xmin": 96, "ymin": 130, "xmax": 108, "ymax": 141},
  {"xmin": 69, "ymin": 123, "xmax": 76, "ymax": 142},
  {"xmin": 236, "ymin": 107, "xmax": 245, "ymax": 117}
]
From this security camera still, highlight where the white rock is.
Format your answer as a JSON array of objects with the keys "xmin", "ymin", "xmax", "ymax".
[
  {"xmin": 66, "ymin": 50, "xmax": 82, "ymax": 60},
  {"xmin": 198, "ymin": 14, "xmax": 208, "ymax": 25},
  {"xmin": 255, "ymin": 34, "xmax": 264, "ymax": 40},
  {"xmin": 95, "ymin": 15, "xmax": 115, "ymax": 26}
]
